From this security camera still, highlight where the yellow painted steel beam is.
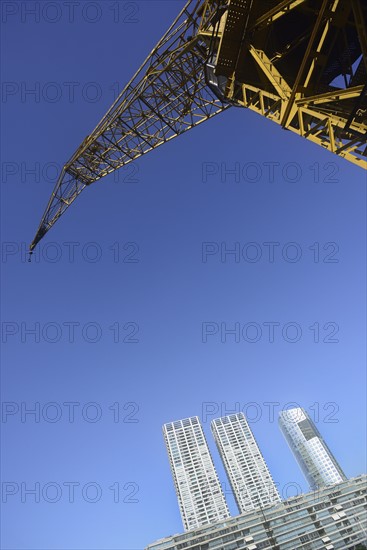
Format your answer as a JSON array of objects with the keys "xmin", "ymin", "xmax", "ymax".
[
  {"xmin": 248, "ymin": 46, "xmax": 291, "ymax": 101},
  {"xmin": 296, "ymin": 85, "xmax": 365, "ymax": 105},
  {"xmin": 280, "ymin": 0, "xmax": 336, "ymax": 127},
  {"xmin": 237, "ymin": 84, "xmax": 367, "ymax": 169},
  {"xmin": 351, "ymin": 0, "xmax": 367, "ymax": 71},
  {"xmin": 251, "ymin": 0, "xmax": 307, "ymax": 30}
]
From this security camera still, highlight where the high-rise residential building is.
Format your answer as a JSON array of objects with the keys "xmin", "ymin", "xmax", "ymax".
[
  {"xmin": 146, "ymin": 475, "xmax": 367, "ymax": 550},
  {"xmin": 163, "ymin": 416, "xmax": 230, "ymax": 531},
  {"xmin": 279, "ymin": 407, "xmax": 347, "ymax": 489},
  {"xmin": 211, "ymin": 412, "xmax": 281, "ymax": 513}
]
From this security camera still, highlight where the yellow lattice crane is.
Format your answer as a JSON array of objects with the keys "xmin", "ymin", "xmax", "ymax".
[{"xmin": 30, "ymin": 0, "xmax": 367, "ymax": 252}]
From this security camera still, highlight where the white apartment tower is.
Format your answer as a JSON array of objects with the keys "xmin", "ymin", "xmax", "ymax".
[
  {"xmin": 279, "ymin": 407, "xmax": 347, "ymax": 489},
  {"xmin": 163, "ymin": 416, "xmax": 230, "ymax": 531},
  {"xmin": 211, "ymin": 412, "xmax": 281, "ymax": 513}
]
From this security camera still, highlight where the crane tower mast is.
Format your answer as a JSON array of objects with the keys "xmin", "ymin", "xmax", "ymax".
[{"xmin": 30, "ymin": 0, "xmax": 367, "ymax": 251}]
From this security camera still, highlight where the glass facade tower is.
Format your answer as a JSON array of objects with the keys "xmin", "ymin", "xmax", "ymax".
[
  {"xmin": 163, "ymin": 416, "xmax": 230, "ymax": 531},
  {"xmin": 211, "ymin": 412, "xmax": 281, "ymax": 512},
  {"xmin": 279, "ymin": 407, "xmax": 347, "ymax": 489}
]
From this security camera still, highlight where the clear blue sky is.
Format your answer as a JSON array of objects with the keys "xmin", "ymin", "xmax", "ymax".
[{"xmin": 1, "ymin": 1, "xmax": 366, "ymax": 549}]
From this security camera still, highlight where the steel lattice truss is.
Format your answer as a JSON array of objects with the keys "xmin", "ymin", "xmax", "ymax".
[
  {"xmin": 30, "ymin": 0, "xmax": 367, "ymax": 251},
  {"xmin": 30, "ymin": 0, "xmax": 228, "ymax": 251},
  {"xmin": 216, "ymin": 0, "xmax": 367, "ymax": 169}
]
